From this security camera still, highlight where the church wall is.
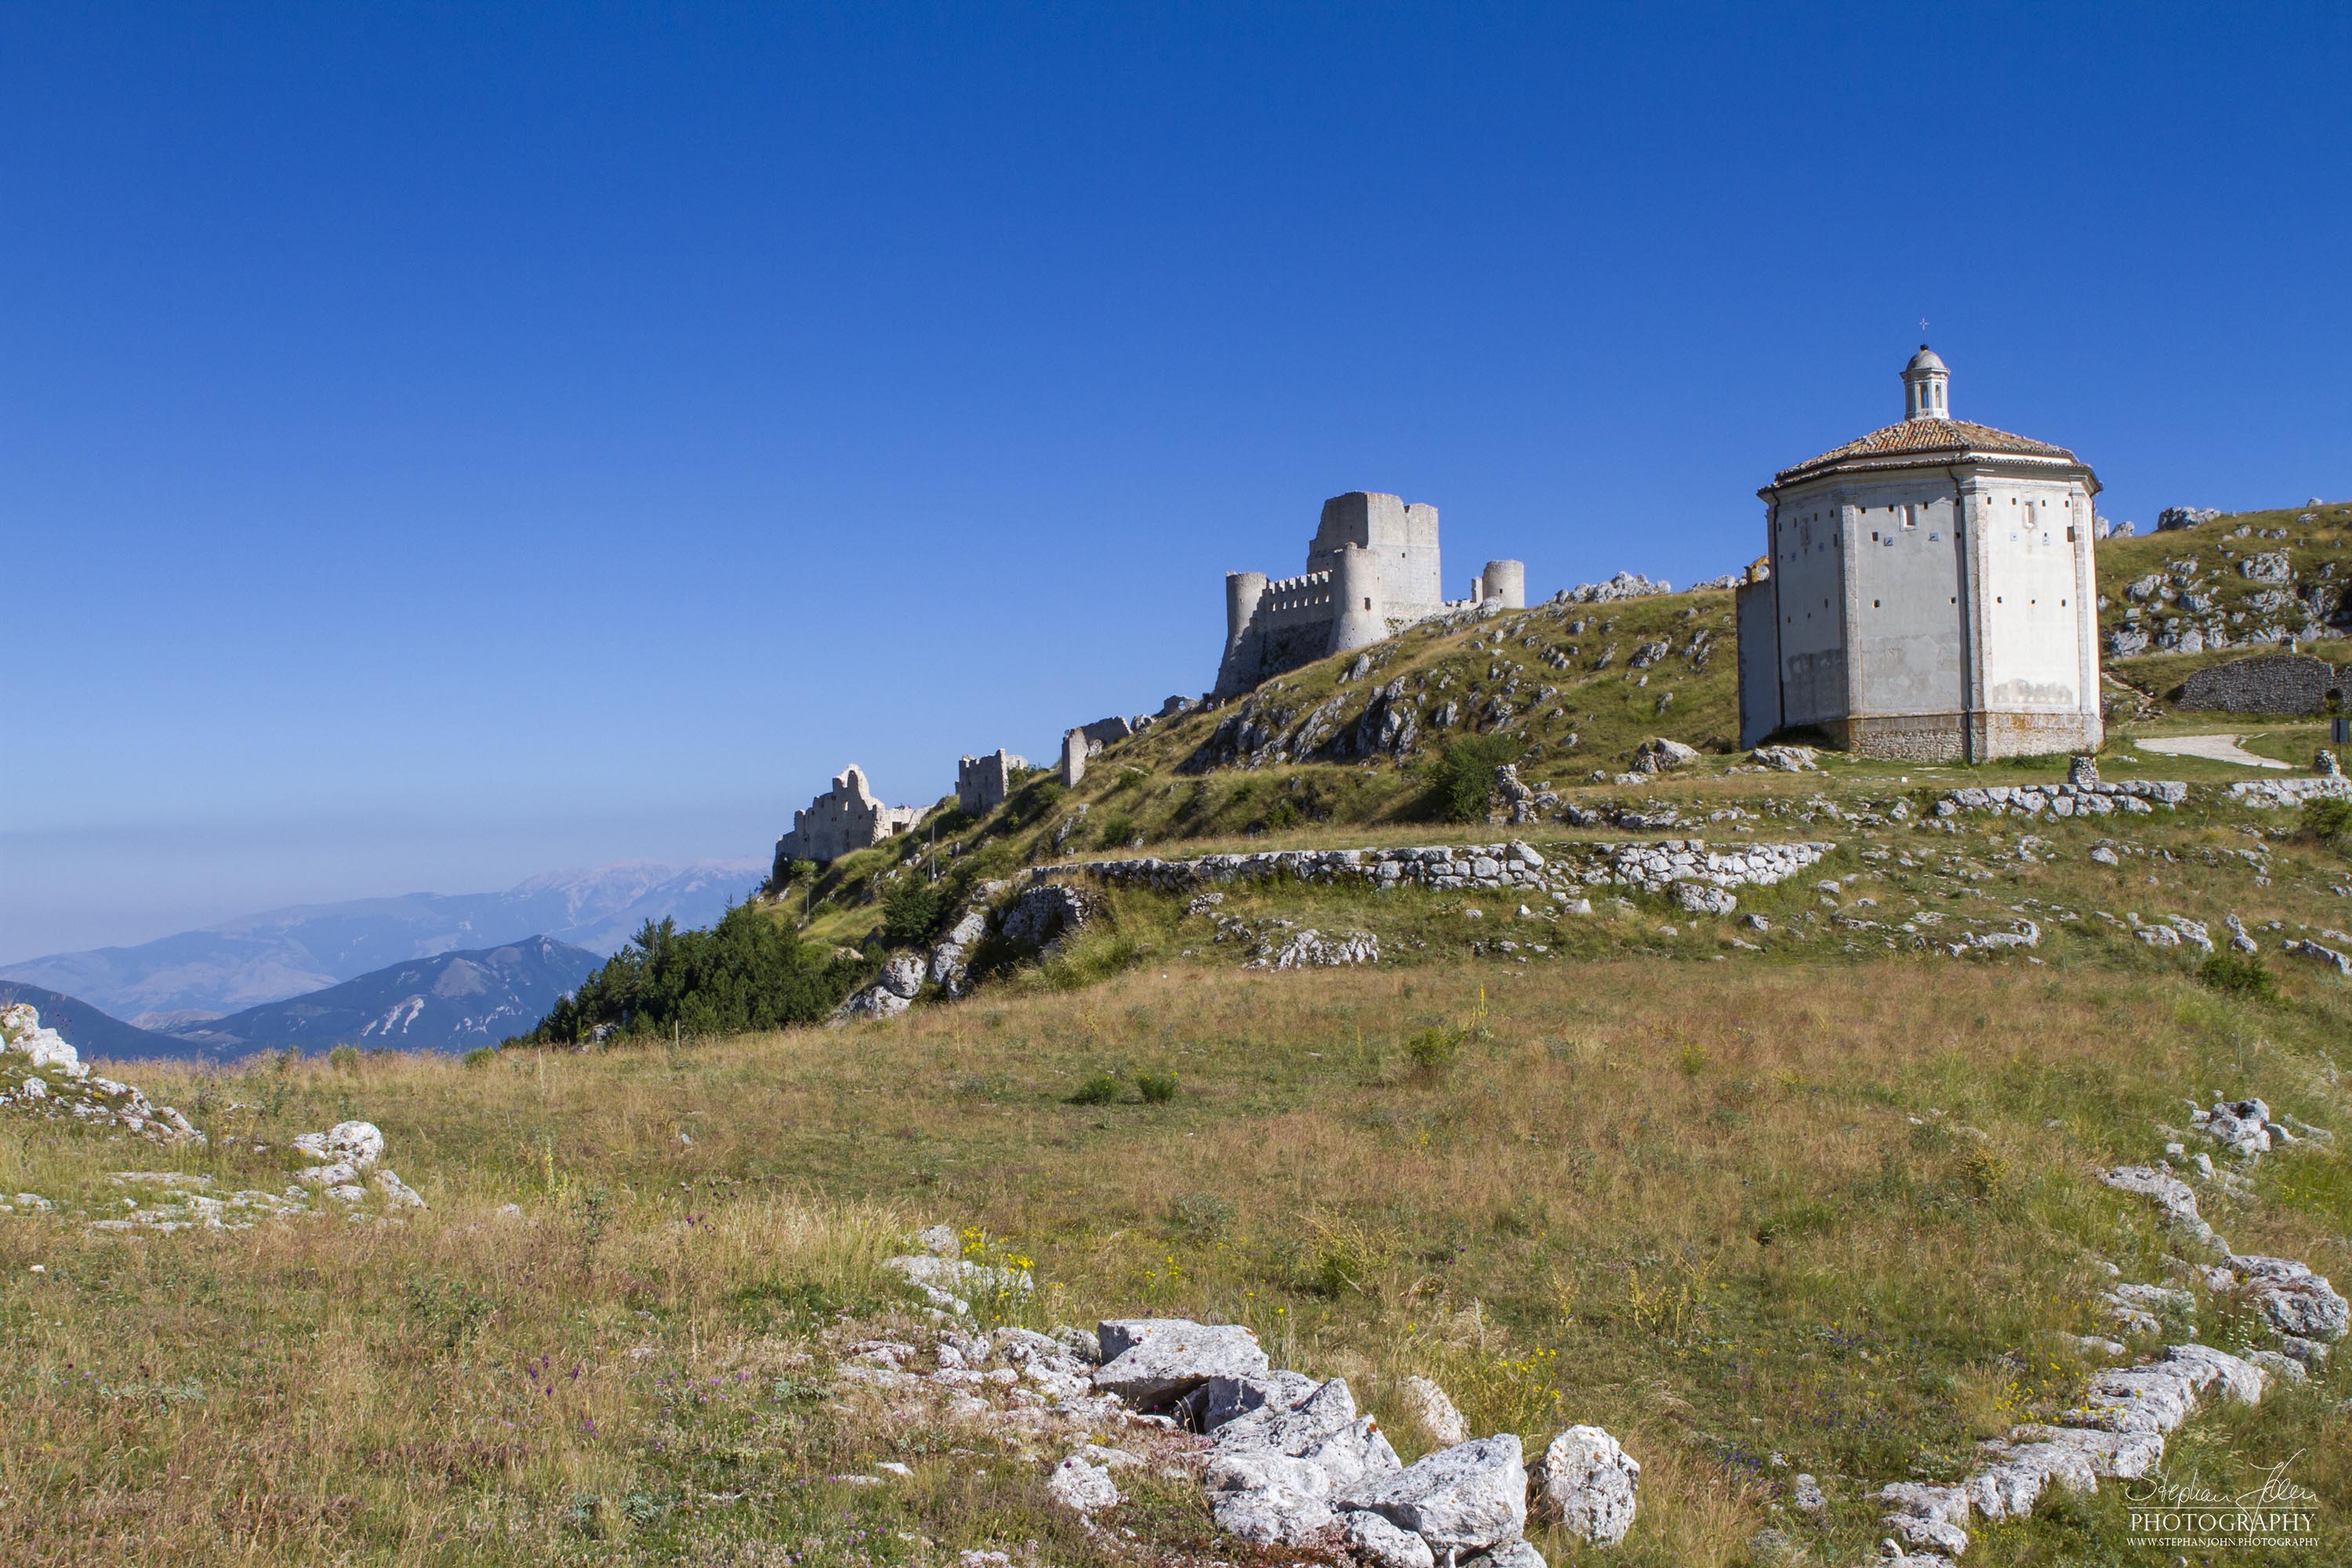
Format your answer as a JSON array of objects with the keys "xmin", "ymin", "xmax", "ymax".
[
  {"xmin": 1973, "ymin": 478, "xmax": 2092, "ymax": 714},
  {"xmin": 1768, "ymin": 493, "xmax": 1849, "ymax": 729},
  {"xmin": 1842, "ymin": 477, "xmax": 1967, "ymax": 721}
]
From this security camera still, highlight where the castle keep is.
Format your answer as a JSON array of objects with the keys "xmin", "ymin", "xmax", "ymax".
[
  {"xmin": 1738, "ymin": 347, "xmax": 2104, "ymax": 761},
  {"xmin": 1214, "ymin": 492, "xmax": 1525, "ymax": 699}
]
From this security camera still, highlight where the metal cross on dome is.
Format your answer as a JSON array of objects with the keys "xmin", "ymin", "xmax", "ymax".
[{"xmin": 1918, "ymin": 317, "xmax": 1929, "ymax": 338}]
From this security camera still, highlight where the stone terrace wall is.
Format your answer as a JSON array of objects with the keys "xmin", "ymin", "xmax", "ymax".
[
  {"xmin": 1041, "ymin": 837, "xmax": 1834, "ymax": 901},
  {"xmin": 1933, "ymin": 779, "xmax": 2185, "ymax": 819},
  {"xmin": 2230, "ymin": 777, "xmax": 2352, "ymax": 808},
  {"xmin": 2178, "ymin": 654, "xmax": 2351, "ymax": 716}
]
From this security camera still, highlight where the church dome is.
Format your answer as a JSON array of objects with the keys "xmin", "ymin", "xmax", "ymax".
[{"xmin": 1904, "ymin": 344, "xmax": 1947, "ymax": 374}]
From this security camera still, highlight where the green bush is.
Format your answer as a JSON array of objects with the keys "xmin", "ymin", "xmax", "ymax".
[
  {"xmin": 2198, "ymin": 951, "xmax": 2278, "ymax": 1002},
  {"xmin": 1424, "ymin": 733, "xmax": 1528, "ymax": 822},
  {"xmin": 327, "ymin": 1044, "xmax": 360, "ymax": 1075},
  {"xmin": 2302, "ymin": 797, "xmax": 2352, "ymax": 858},
  {"xmin": 462, "ymin": 1046, "xmax": 496, "ymax": 1069},
  {"xmin": 1136, "ymin": 1070, "xmax": 1178, "ymax": 1104},
  {"xmin": 1094, "ymin": 811, "xmax": 1138, "ymax": 850},
  {"xmin": 881, "ymin": 879, "xmax": 946, "ymax": 945},
  {"xmin": 1404, "ymin": 1025, "xmax": 1463, "ymax": 1072},
  {"xmin": 519, "ymin": 905, "xmax": 856, "ymax": 1047},
  {"xmin": 1068, "ymin": 1073, "xmax": 1123, "ymax": 1105}
]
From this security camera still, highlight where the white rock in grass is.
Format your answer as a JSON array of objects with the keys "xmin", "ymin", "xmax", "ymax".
[
  {"xmin": 1045, "ymin": 1454, "xmax": 1120, "ymax": 1514},
  {"xmin": 1342, "ymin": 1507, "xmax": 1436, "ymax": 1568},
  {"xmin": 2005, "ymin": 1423, "xmax": 2164, "ymax": 1479},
  {"xmin": 2158, "ymin": 1341, "xmax": 2267, "ymax": 1404},
  {"xmin": 1215, "ymin": 1376, "xmax": 1356, "ymax": 1456},
  {"xmin": 372, "ymin": 1168, "xmax": 426, "ymax": 1209},
  {"xmin": 2230, "ymin": 1254, "xmax": 2350, "ymax": 1341},
  {"xmin": 1185, "ymin": 1370, "xmax": 1319, "ymax": 1433},
  {"xmin": 1533, "ymin": 1426, "xmax": 1640, "ymax": 1544},
  {"xmin": 292, "ymin": 1120, "xmax": 383, "ymax": 1171},
  {"xmin": 1210, "ymin": 1480, "xmax": 1334, "ymax": 1544},
  {"xmin": 1401, "ymin": 1375, "xmax": 1470, "ymax": 1446},
  {"xmin": 1091, "ymin": 1319, "xmax": 1269, "ymax": 1405},
  {"xmin": 1338, "ymin": 1434, "xmax": 1527, "ymax": 1556}
]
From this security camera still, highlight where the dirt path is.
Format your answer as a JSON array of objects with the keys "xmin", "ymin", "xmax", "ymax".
[{"xmin": 2136, "ymin": 733, "xmax": 2292, "ymax": 769}]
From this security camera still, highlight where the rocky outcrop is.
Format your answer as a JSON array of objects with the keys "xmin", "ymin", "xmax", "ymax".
[
  {"xmin": 2157, "ymin": 506, "xmax": 2223, "ymax": 531},
  {"xmin": 1629, "ymin": 737, "xmax": 1698, "ymax": 775},
  {"xmin": 0, "ymin": 1003, "xmax": 202, "ymax": 1146},
  {"xmin": 1554, "ymin": 571, "xmax": 1671, "ymax": 604},
  {"xmin": 290, "ymin": 1120, "xmax": 426, "ymax": 1210}
]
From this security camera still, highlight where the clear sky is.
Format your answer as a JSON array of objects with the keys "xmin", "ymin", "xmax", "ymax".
[{"xmin": 6, "ymin": 2, "xmax": 2348, "ymax": 963}]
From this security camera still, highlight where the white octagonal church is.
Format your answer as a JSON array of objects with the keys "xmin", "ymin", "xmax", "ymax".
[{"xmin": 1737, "ymin": 346, "xmax": 2103, "ymax": 761}]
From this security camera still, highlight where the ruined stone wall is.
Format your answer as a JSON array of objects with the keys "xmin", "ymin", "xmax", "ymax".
[{"xmin": 2177, "ymin": 655, "xmax": 2352, "ymax": 716}]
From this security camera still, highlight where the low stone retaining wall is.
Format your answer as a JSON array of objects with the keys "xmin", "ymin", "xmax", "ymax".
[
  {"xmin": 2230, "ymin": 776, "xmax": 2352, "ymax": 808},
  {"xmin": 1933, "ymin": 780, "xmax": 2184, "ymax": 818},
  {"xmin": 1044, "ymin": 838, "xmax": 1835, "ymax": 901}
]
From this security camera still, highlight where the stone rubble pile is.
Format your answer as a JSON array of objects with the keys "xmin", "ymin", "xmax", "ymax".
[
  {"xmin": 0, "ymin": 1003, "xmax": 203, "ymax": 1146},
  {"xmin": 1746, "ymin": 745, "xmax": 1821, "ymax": 772},
  {"xmin": 291, "ymin": 1119, "xmax": 426, "ymax": 1211},
  {"xmin": 1083, "ymin": 1315, "xmax": 1635, "ymax": 1564},
  {"xmin": 1207, "ymin": 916, "xmax": 1381, "ymax": 970},
  {"xmin": 1553, "ymin": 571, "xmax": 1671, "ymax": 604}
]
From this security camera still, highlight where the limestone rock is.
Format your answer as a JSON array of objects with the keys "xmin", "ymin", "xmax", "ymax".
[
  {"xmin": 292, "ymin": 1120, "xmax": 383, "ymax": 1171},
  {"xmin": 1210, "ymin": 1481, "xmax": 1331, "ymax": 1544},
  {"xmin": 1046, "ymin": 1455, "xmax": 1120, "ymax": 1514},
  {"xmin": 1460, "ymin": 1541, "xmax": 1545, "ymax": 1568},
  {"xmin": 1674, "ymin": 881, "xmax": 1737, "ymax": 916},
  {"xmin": 1091, "ymin": 1319, "xmax": 1269, "ymax": 1406},
  {"xmin": 1531, "ymin": 1425, "xmax": 1639, "ymax": 1544},
  {"xmin": 1399, "ymin": 1374, "xmax": 1469, "ymax": 1446},
  {"xmin": 1338, "ymin": 1434, "xmax": 1527, "ymax": 1556},
  {"xmin": 2230, "ymin": 1254, "xmax": 2350, "ymax": 1341},
  {"xmin": 878, "ymin": 953, "xmax": 926, "ymax": 1000},
  {"xmin": 1184, "ymin": 1370, "xmax": 1319, "ymax": 1434},
  {"xmin": 1343, "ymin": 1507, "xmax": 1436, "ymax": 1568},
  {"xmin": 1792, "ymin": 1473, "xmax": 1826, "ymax": 1512},
  {"xmin": 1001, "ymin": 883, "xmax": 1098, "ymax": 950},
  {"xmin": 1630, "ymin": 737, "xmax": 1699, "ymax": 775}
]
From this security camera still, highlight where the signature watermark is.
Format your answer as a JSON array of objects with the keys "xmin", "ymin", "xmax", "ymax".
[{"xmin": 2125, "ymin": 1454, "xmax": 2324, "ymax": 1550}]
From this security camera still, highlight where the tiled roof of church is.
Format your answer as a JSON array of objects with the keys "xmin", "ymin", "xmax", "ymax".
[{"xmin": 1773, "ymin": 419, "xmax": 2081, "ymax": 485}]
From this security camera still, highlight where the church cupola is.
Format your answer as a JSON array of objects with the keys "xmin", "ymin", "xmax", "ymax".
[{"xmin": 1902, "ymin": 343, "xmax": 1951, "ymax": 421}]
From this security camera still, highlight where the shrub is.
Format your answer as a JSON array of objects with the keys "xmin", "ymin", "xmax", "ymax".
[
  {"xmin": 1094, "ymin": 811, "xmax": 1138, "ymax": 850},
  {"xmin": 2302, "ymin": 797, "xmax": 2352, "ymax": 858},
  {"xmin": 462, "ymin": 1046, "xmax": 496, "ymax": 1069},
  {"xmin": 519, "ymin": 905, "xmax": 856, "ymax": 1047},
  {"xmin": 327, "ymin": 1044, "xmax": 360, "ymax": 1075},
  {"xmin": 1404, "ymin": 1025, "xmax": 1463, "ymax": 1072},
  {"xmin": 881, "ymin": 879, "xmax": 946, "ymax": 945},
  {"xmin": 1136, "ymin": 1070, "xmax": 1178, "ymax": 1104},
  {"xmin": 1168, "ymin": 1192, "xmax": 1234, "ymax": 1238},
  {"xmin": 1425, "ymin": 733, "xmax": 1528, "ymax": 822},
  {"xmin": 1068, "ymin": 1073, "xmax": 1123, "ymax": 1105},
  {"xmin": 2198, "ymin": 951, "xmax": 2278, "ymax": 1002}
]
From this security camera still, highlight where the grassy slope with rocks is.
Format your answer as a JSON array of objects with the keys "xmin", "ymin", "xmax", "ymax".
[{"xmin": 9, "ymin": 504, "xmax": 2352, "ymax": 1567}]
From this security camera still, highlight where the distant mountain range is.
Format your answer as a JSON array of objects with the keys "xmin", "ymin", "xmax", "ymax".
[
  {"xmin": 0, "ymin": 858, "xmax": 762, "ymax": 1022},
  {"xmin": 162, "ymin": 937, "xmax": 603, "ymax": 1056}
]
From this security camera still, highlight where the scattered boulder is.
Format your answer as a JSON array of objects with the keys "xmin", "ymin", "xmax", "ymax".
[
  {"xmin": 1630, "ymin": 738, "xmax": 1699, "ymax": 775},
  {"xmin": 1748, "ymin": 745, "xmax": 1819, "ymax": 772},
  {"xmin": 2157, "ymin": 506, "xmax": 2223, "ymax": 532},
  {"xmin": 1531, "ymin": 1426, "xmax": 1640, "ymax": 1544},
  {"xmin": 877, "ymin": 953, "xmax": 926, "ymax": 1000},
  {"xmin": 1673, "ymin": 882, "xmax": 1737, "ymax": 916},
  {"xmin": 1399, "ymin": 1374, "xmax": 1469, "ymax": 1446}
]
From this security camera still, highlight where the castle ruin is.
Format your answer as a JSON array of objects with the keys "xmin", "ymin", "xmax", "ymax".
[
  {"xmin": 955, "ymin": 750, "xmax": 1026, "ymax": 815},
  {"xmin": 775, "ymin": 764, "xmax": 923, "ymax": 868},
  {"xmin": 1214, "ymin": 492, "xmax": 1526, "ymax": 699}
]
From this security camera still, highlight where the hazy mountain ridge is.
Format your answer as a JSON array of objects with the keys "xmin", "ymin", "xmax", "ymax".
[
  {"xmin": 0, "ymin": 858, "xmax": 761, "ymax": 1019},
  {"xmin": 0, "ymin": 982, "xmax": 192, "ymax": 1062},
  {"xmin": 164, "ymin": 937, "xmax": 604, "ymax": 1056}
]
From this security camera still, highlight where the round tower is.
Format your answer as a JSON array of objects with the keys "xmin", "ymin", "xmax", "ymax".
[
  {"xmin": 1330, "ymin": 546, "xmax": 1385, "ymax": 653},
  {"xmin": 1479, "ymin": 559, "xmax": 1526, "ymax": 609},
  {"xmin": 1902, "ymin": 344, "xmax": 1951, "ymax": 422},
  {"xmin": 1225, "ymin": 571, "xmax": 1269, "ymax": 645}
]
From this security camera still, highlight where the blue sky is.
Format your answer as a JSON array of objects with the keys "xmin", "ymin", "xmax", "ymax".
[{"xmin": 5, "ymin": 2, "xmax": 2348, "ymax": 963}]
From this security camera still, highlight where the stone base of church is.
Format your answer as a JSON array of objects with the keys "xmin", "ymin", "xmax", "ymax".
[{"xmin": 1828, "ymin": 710, "xmax": 2101, "ymax": 763}]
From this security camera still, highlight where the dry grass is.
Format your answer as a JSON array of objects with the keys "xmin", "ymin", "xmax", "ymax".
[{"xmin": 6, "ymin": 948, "xmax": 2346, "ymax": 1565}]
